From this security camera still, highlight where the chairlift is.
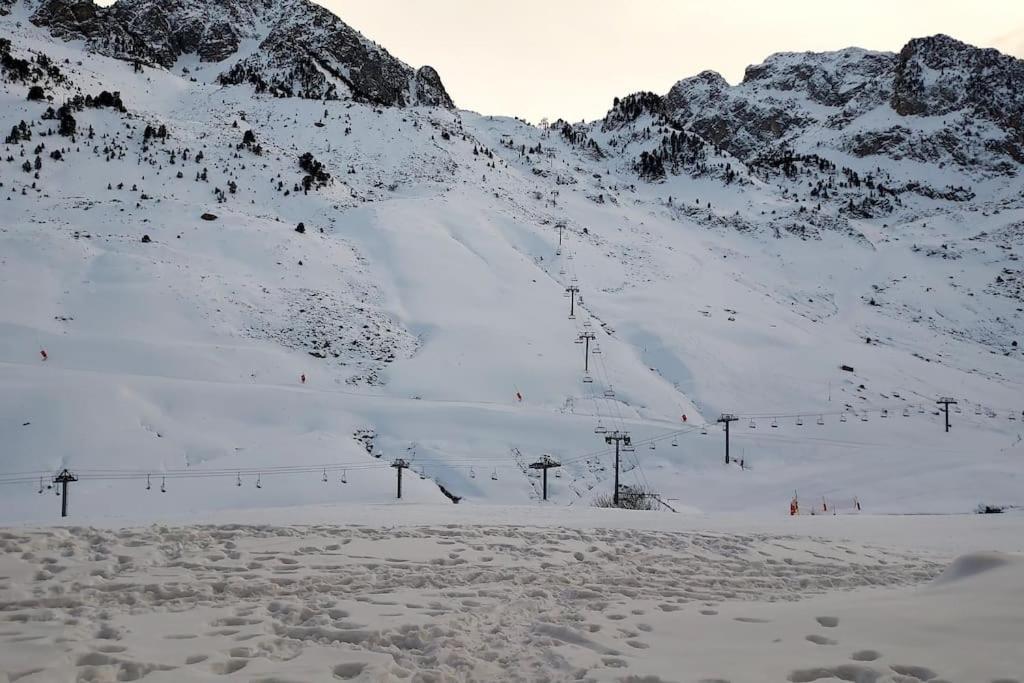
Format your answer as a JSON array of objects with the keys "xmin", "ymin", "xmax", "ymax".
[
  {"xmin": 578, "ymin": 296, "xmax": 584, "ymax": 305},
  {"xmin": 903, "ymin": 407, "xmax": 910, "ymax": 417},
  {"xmin": 771, "ymin": 417, "xmax": 779, "ymax": 428},
  {"xmin": 341, "ymin": 470, "xmax": 348, "ymax": 484},
  {"xmin": 954, "ymin": 404, "xmax": 962, "ymax": 414},
  {"xmin": 160, "ymin": 476, "xmax": 166, "ymax": 493},
  {"xmin": 603, "ymin": 387, "xmax": 616, "ymax": 398},
  {"xmin": 575, "ymin": 337, "xmax": 584, "ymax": 344},
  {"xmin": 749, "ymin": 418, "xmax": 756, "ymax": 429},
  {"xmin": 622, "ymin": 444, "xmax": 636, "ymax": 453},
  {"xmin": 796, "ymin": 415, "xmax": 804, "ymax": 426},
  {"xmin": 256, "ymin": 473, "xmax": 262, "ymax": 489},
  {"xmin": 419, "ymin": 468, "xmax": 427, "ymax": 480},
  {"xmin": 146, "ymin": 474, "xmax": 151, "ymax": 491},
  {"xmin": 559, "ymin": 268, "xmax": 566, "ymax": 276},
  {"xmin": 582, "ymin": 374, "xmax": 593, "ymax": 384},
  {"xmin": 491, "ymin": 469, "xmax": 498, "ymax": 481},
  {"xmin": 817, "ymin": 415, "xmax": 824, "ymax": 426},
  {"xmin": 649, "ymin": 441, "xmax": 656, "ymax": 451},
  {"xmin": 701, "ymin": 425, "xmax": 708, "ymax": 435},
  {"xmin": 236, "ymin": 472, "xmax": 242, "ymax": 487},
  {"xmin": 671, "ymin": 436, "xmax": 679, "ymax": 447},
  {"xmin": 861, "ymin": 411, "xmax": 869, "ymax": 422},
  {"xmin": 974, "ymin": 405, "xmax": 982, "ymax": 415},
  {"xmin": 840, "ymin": 411, "xmax": 848, "ymax": 422},
  {"xmin": 583, "ymin": 320, "xmax": 592, "ymax": 328},
  {"xmin": 556, "ymin": 247, "xmax": 562, "ymax": 256},
  {"xmin": 38, "ymin": 477, "xmax": 44, "ymax": 494},
  {"xmin": 917, "ymin": 405, "xmax": 925, "ymax": 414},
  {"xmin": 591, "ymin": 344, "xmax": 602, "ymax": 354},
  {"xmin": 881, "ymin": 409, "xmax": 888, "ymax": 418},
  {"xmin": 470, "ymin": 466, "xmax": 476, "ymax": 479},
  {"xmin": 555, "ymin": 468, "xmax": 562, "ymax": 478},
  {"xmin": 322, "ymin": 468, "xmax": 328, "ymax": 482},
  {"xmin": 594, "ymin": 420, "xmax": 607, "ymax": 435}
]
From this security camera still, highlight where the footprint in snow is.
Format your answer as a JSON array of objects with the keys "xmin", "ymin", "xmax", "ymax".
[{"xmin": 815, "ymin": 616, "xmax": 839, "ymax": 628}]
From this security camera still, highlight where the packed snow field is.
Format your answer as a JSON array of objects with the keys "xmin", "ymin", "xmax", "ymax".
[{"xmin": 1, "ymin": 509, "xmax": 1023, "ymax": 682}]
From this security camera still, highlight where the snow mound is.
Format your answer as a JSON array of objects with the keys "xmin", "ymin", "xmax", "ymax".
[{"xmin": 932, "ymin": 551, "xmax": 1018, "ymax": 585}]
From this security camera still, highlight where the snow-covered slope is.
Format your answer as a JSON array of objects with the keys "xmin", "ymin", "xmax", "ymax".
[{"xmin": 1, "ymin": 1, "xmax": 1022, "ymax": 522}]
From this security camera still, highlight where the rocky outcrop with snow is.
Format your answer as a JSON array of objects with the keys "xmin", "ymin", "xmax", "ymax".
[
  {"xmin": 27, "ymin": 0, "xmax": 453, "ymax": 106},
  {"xmin": 602, "ymin": 35, "xmax": 1024, "ymax": 178}
]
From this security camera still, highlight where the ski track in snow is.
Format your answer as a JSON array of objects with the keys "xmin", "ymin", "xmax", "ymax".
[{"xmin": 0, "ymin": 523, "xmax": 957, "ymax": 682}]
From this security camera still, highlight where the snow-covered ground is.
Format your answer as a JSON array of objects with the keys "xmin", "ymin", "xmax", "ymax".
[
  {"xmin": 1, "ymin": 507, "xmax": 1023, "ymax": 682},
  {"xmin": 2, "ymin": 3, "xmax": 1024, "ymax": 680}
]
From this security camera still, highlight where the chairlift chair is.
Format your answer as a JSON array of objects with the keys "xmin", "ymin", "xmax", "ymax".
[
  {"xmin": 840, "ymin": 412, "xmax": 847, "ymax": 422},
  {"xmin": 594, "ymin": 420, "xmax": 607, "ymax": 435},
  {"xmin": 622, "ymin": 444, "xmax": 636, "ymax": 453},
  {"xmin": 554, "ymin": 468, "xmax": 562, "ymax": 478},
  {"xmin": 341, "ymin": 470, "xmax": 348, "ymax": 484},
  {"xmin": 604, "ymin": 387, "xmax": 616, "ymax": 398},
  {"xmin": 582, "ymin": 374, "xmax": 593, "ymax": 384},
  {"xmin": 917, "ymin": 405, "xmax": 925, "ymax": 414},
  {"xmin": 881, "ymin": 409, "xmax": 888, "ymax": 418},
  {"xmin": 591, "ymin": 344, "xmax": 602, "ymax": 354},
  {"xmin": 861, "ymin": 411, "xmax": 869, "ymax": 422},
  {"xmin": 145, "ymin": 474, "xmax": 151, "ymax": 491},
  {"xmin": 322, "ymin": 469, "xmax": 329, "ymax": 482},
  {"xmin": 771, "ymin": 417, "xmax": 779, "ymax": 428},
  {"xmin": 701, "ymin": 425, "xmax": 708, "ymax": 435},
  {"xmin": 469, "ymin": 467, "xmax": 476, "ymax": 479},
  {"xmin": 649, "ymin": 441, "xmax": 656, "ymax": 450},
  {"xmin": 236, "ymin": 472, "xmax": 242, "ymax": 487},
  {"xmin": 256, "ymin": 474, "xmax": 262, "ymax": 489},
  {"xmin": 817, "ymin": 415, "xmax": 824, "ymax": 426},
  {"xmin": 796, "ymin": 415, "xmax": 804, "ymax": 426},
  {"xmin": 160, "ymin": 476, "xmax": 166, "ymax": 493},
  {"xmin": 974, "ymin": 405, "xmax": 982, "ymax": 415},
  {"xmin": 671, "ymin": 436, "xmax": 679, "ymax": 447},
  {"xmin": 491, "ymin": 469, "xmax": 498, "ymax": 481},
  {"xmin": 749, "ymin": 418, "xmax": 756, "ymax": 429},
  {"xmin": 38, "ymin": 477, "xmax": 44, "ymax": 494},
  {"xmin": 903, "ymin": 407, "xmax": 910, "ymax": 417}
]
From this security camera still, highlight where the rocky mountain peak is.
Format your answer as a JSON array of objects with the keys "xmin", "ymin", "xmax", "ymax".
[{"xmin": 26, "ymin": 0, "xmax": 454, "ymax": 108}]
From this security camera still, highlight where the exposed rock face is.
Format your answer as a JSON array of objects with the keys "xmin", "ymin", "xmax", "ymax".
[
  {"xmin": 603, "ymin": 35, "xmax": 1024, "ymax": 175},
  {"xmin": 28, "ymin": 0, "xmax": 453, "ymax": 108},
  {"xmin": 892, "ymin": 34, "xmax": 1024, "ymax": 131}
]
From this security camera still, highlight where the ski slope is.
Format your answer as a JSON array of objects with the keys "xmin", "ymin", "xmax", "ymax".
[{"xmin": 1, "ymin": 5, "xmax": 1023, "ymax": 523}]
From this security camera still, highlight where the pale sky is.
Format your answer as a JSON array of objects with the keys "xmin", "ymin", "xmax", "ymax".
[{"xmin": 327, "ymin": 0, "xmax": 1024, "ymax": 123}]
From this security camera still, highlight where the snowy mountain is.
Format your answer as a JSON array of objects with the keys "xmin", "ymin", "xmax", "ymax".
[
  {"xmin": 21, "ymin": 0, "xmax": 453, "ymax": 106},
  {"xmin": 1, "ymin": 0, "xmax": 1023, "ymax": 523}
]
